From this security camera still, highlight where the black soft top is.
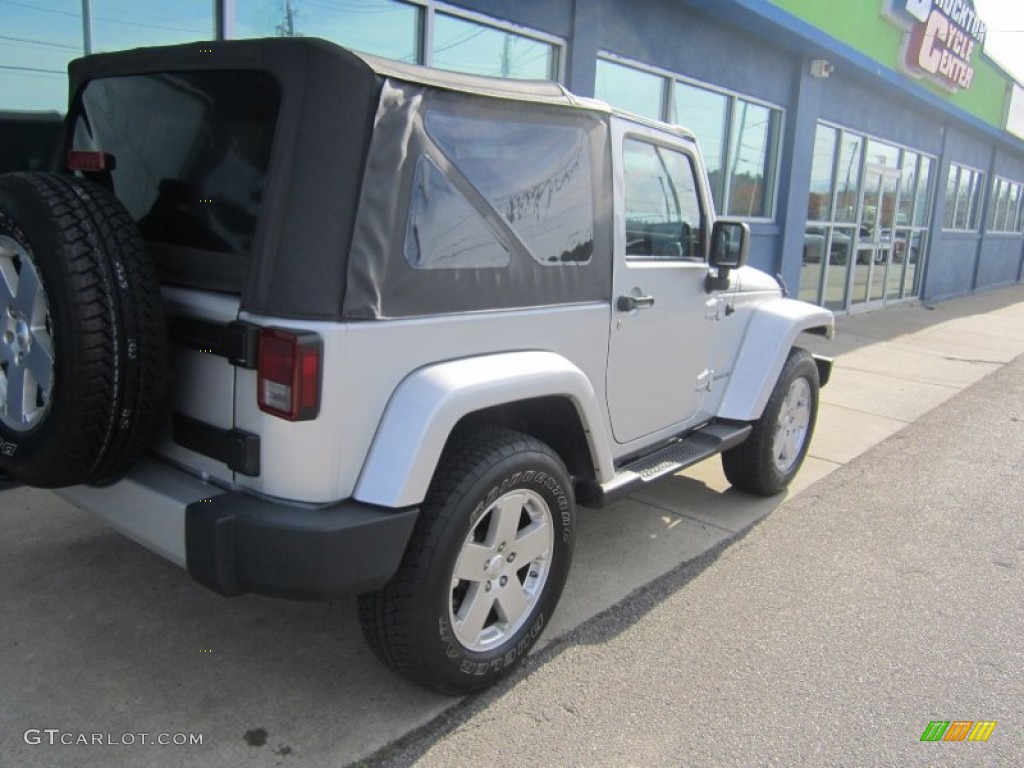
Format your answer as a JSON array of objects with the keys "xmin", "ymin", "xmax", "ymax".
[{"xmin": 67, "ymin": 38, "xmax": 616, "ymax": 320}]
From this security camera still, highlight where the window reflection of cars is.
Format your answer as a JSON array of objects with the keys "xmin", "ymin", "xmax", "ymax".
[
  {"xmin": 892, "ymin": 235, "xmax": 919, "ymax": 264},
  {"xmin": 802, "ymin": 226, "xmax": 849, "ymax": 265},
  {"xmin": 855, "ymin": 225, "xmax": 889, "ymax": 264}
]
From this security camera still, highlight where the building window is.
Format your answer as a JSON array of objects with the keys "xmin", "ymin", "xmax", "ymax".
[
  {"xmin": 92, "ymin": 0, "xmax": 214, "ymax": 52},
  {"xmin": 432, "ymin": 12, "xmax": 557, "ymax": 79},
  {"xmin": 595, "ymin": 55, "xmax": 783, "ymax": 219},
  {"xmin": 724, "ymin": 99, "xmax": 780, "ymax": 218},
  {"xmin": 987, "ymin": 177, "xmax": 1024, "ymax": 234},
  {"xmin": 594, "ymin": 59, "xmax": 663, "ymax": 121},
  {"xmin": 674, "ymin": 83, "xmax": 728, "ymax": 208},
  {"xmin": 801, "ymin": 123, "xmax": 935, "ymax": 309},
  {"xmin": 233, "ymin": 1, "xmax": 562, "ymax": 80},
  {"xmin": 1, "ymin": 3, "xmax": 83, "ymax": 110},
  {"xmin": 235, "ymin": 0, "xmax": 421, "ymax": 62},
  {"xmin": 944, "ymin": 164, "xmax": 985, "ymax": 231}
]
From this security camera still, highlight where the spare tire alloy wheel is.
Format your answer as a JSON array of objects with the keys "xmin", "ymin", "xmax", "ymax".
[
  {"xmin": 0, "ymin": 235, "xmax": 53, "ymax": 433},
  {"xmin": 359, "ymin": 428, "xmax": 575, "ymax": 694},
  {"xmin": 0, "ymin": 173, "xmax": 166, "ymax": 488}
]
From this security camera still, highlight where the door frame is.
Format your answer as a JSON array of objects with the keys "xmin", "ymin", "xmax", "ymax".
[{"xmin": 847, "ymin": 162, "xmax": 901, "ymax": 312}]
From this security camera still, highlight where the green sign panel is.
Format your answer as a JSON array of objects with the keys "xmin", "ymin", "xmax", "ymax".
[{"xmin": 770, "ymin": 0, "xmax": 1009, "ymax": 129}]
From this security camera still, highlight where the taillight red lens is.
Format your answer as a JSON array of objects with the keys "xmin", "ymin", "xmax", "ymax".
[
  {"xmin": 257, "ymin": 328, "xmax": 322, "ymax": 421},
  {"xmin": 67, "ymin": 150, "xmax": 114, "ymax": 172}
]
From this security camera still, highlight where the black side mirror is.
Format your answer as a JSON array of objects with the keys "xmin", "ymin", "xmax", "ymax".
[{"xmin": 706, "ymin": 219, "xmax": 749, "ymax": 292}]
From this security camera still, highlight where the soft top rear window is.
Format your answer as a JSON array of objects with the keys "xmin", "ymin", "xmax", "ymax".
[{"xmin": 71, "ymin": 70, "xmax": 281, "ymax": 292}]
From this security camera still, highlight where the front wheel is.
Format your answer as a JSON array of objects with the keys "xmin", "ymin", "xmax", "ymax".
[
  {"xmin": 358, "ymin": 427, "xmax": 575, "ymax": 694},
  {"xmin": 722, "ymin": 348, "xmax": 820, "ymax": 496}
]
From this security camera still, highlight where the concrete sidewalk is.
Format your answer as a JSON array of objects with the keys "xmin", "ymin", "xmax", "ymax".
[{"xmin": 2, "ymin": 285, "xmax": 1023, "ymax": 768}]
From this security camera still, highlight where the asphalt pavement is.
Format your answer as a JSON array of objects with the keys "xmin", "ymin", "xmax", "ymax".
[{"xmin": 1, "ymin": 284, "xmax": 1022, "ymax": 767}]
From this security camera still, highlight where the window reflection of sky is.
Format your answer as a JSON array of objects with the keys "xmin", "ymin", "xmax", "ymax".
[
  {"xmin": 595, "ymin": 58, "xmax": 779, "ymax": 217},
  {"xmin": 235, "ymin": 0, "xmax": 420, "ymax": 63},
  {"xmin": 595, "ymin": 59, "xmax": 662, "ymax": 120},
  {"xmin": 1, "ymin": 0, "xmax": 211, "ymax": 109},
  {"xmin": 0, "ymin": 0, "xmax": 555, "ymax": 111},
  {"xmin": 1, "ymin": 0, "xmax": 84, "ymax": 109}
]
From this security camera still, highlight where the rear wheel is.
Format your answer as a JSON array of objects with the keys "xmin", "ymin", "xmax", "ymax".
[
  {"xmin": 722, "ymin": 348, "xmax": 819, "ymax": 496},
  {"xmin": 358, "ymin": 427, "xmax": 575, "ymax": 694},
  {"xmin": 0, "ymin": 172, "xmax": 166, "ymax": 487}
]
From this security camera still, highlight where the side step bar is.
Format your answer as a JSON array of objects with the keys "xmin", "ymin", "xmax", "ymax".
[{"xmin": 575, "ymin": 420, "xmax": 752, "ymax": 508}]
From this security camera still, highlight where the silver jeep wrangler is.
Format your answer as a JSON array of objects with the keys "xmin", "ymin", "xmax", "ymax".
[{"xmin": 0, "ymin": 38, "xmax": 832, "ymax": 694}]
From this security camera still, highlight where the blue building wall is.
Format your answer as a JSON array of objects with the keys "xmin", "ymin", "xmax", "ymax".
[
  {"xmin": 928, "ymin": 234, "xmax": 982, "ymax": 299},
  {"xmin": 976, "ymin": 237, "xmax": 1023, "ymax": 289},
  {"xmin": 977, "ymin": 147, "xmax": 1024, "ymax": 289},
  {"xmin": 450, "ymin": 0, "xmax": 1024, "ymax": 306},
  {"xmin": 924, "ymin": 125, "xmax": 1024, "ymax": 299},
  {"xmin": 817, "ymin": 73, "xmax": 945, "ymax": 157}
]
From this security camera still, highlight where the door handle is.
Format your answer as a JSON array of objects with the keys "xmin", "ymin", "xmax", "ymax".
[{"xmin": 617, "ymin": 294, "xmax": 655, "ymax": 312}]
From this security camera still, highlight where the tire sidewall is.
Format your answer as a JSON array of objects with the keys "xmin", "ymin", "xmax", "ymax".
[
  {"xmin": 419, "ymin": 446, "xmax": 575, "ymax": 692},
  {"xmin": 0, "ymin": 190, "xmax": 82, "ymax": 471}
]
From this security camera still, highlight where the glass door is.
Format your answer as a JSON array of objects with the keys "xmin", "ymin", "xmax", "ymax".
[{"xmin": 850, "ymin": 164, "xmax": 900, "ymax": 308}]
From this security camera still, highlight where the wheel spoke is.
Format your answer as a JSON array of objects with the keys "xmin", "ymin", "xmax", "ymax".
[
  {"xmin": 12, "ymin": 259, "xmax": 41, "ymax": 318},
  {"xmin": 793, "ymin": 401, "xmax": 810, "ymax": 429},
  {"xmin": 772, "ymin": 428, "xmax": 787, "ymax": 464},
  {"xmin": 3, "ymin": 360, "xmax": 28, "ymax": 423},
  {"xmin": 455, "ymin": 581, "xmax": 495, "ymax": 642},
  {"xmin": 784, "ymin": 429, "xmax": 800, "ymax": 461},
  {"xmin": 495, "ymin": 580, "xmax": 530, "ymax": 627},
  {"xmin": 25, "ymin": 341, "xmax": 53, "ymax": 398},
  {"xmin": 513, "ymin": 520, "xmax": 551, "ymax": 565},
  {"xmin": 0, "ymin": 246, "xmax": 18, "ymax": 303},
  {"xmin": 488, "ymin": 492, "xmax": 526, "ymax": 548},
  {"xmin": 453, "ymin": 541, "xmax": 492, "ymax": 582}
]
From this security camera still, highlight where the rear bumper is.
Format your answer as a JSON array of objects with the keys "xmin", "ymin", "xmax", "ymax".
[
  {"xmin": 186, "ymin": 491, "xmax": 418, "ymax": 599},
  {"xmin": 57, "ymin": 457, "xmax": 418, "ymax": 600}
]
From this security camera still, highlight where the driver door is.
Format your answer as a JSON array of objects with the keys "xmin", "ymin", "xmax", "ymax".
[{"xmin": 605, "ymin": 120, "xmax": 718, "ymax": 445}]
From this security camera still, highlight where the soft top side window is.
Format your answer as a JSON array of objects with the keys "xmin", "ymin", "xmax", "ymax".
[{"xmin": 417, "ymin": 110, "xmax": 594, "ymax": 267}]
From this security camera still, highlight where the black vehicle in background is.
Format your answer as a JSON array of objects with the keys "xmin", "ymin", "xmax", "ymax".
[{"xmin": 0, "ymin": 111, "xmax": 63, "ymax": 174}]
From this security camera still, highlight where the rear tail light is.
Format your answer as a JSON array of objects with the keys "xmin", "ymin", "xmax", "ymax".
[
  {"xmin": 257, "ymin": 328, "xmax": 322, "ymax": 421},
  {"xmin": 67, "ymin": 150, "xmax": 115, "ymax": 172}
]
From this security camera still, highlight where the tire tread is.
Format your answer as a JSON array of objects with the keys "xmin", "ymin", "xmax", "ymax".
[
  {"xmin": 0, "ymin": 172, "xmax": 165, "ymax": 487},
  {"xmin": 358, "ymin": 427, "xmax": 565, "ymax": 694}
]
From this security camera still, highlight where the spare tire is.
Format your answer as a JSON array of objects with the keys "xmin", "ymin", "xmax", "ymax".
[{"xmin": 0, "ymin": 172, "xmax": 166, "ymax": 488}]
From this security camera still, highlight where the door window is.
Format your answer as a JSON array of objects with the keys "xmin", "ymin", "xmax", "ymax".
[{"xmin": 622, "ymin": 139, "xmax": 704, "ymax": 261}]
